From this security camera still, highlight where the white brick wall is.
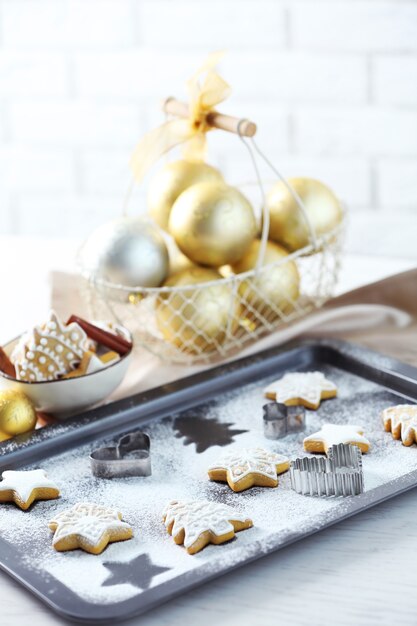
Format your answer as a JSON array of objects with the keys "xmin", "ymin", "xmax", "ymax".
[
  {"xmin": 1, "ymin": 0, "xmax": 136, "ymax": 48},
  {"xmin": 295, "ymin": 108, "xmax": 417, "ymax": 156},
  {"xmin": 0, "ymin": 0, "xmax": 416, "ymax": 258},
  {"xmin": 291, "ymin": 2, "xmax": 417, "ymax": 52},
  {"xmin": 374, "ymin": 56, "xmax": 417, "ymax": 106},
  {"xmin": 141, "ymin": 1, "xmax": 287, "ymax": 48}
]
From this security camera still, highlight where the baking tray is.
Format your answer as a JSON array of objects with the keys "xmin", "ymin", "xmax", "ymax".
[{"xmin": 0, "ymin": 339, "xmax": 417, "ymax": 624}]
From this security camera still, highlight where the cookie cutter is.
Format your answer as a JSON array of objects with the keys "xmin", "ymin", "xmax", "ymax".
[
  {"xmin": 90, "ymin": 431, "xmax": 151, "ymax": 478},
  {"xmin": 290, "ymin": 443, "xmax": 364, "ymax": 497},
  {"xmin": 263, "ymin": 402, "xmax": 306, "ymax": 439}
]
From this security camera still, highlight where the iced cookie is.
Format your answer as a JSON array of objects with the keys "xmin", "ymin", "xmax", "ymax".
[
  {"xmin": 49, "ymin": 502, "xmax": 133, "ymax": 555},
  {"xmin": 208, "ymin": 448, "xmax": 290, "ymax": 492},
  {"xmin": 303, "ymin": 424, "xmax": 370, "ymax": 454},
  {"xmin": 163, "ymin": 500, "xmax": 253, "ymax": 555},
  {"xmin": 382, "ymin": 404, "xmax": 417, "ymax": 446},
  {"xmin": 12, "ymin": 311, "xmax": 89, "ymax": 382},
  {"xmin": 62, "ymin": 350, "xmax": 119, "ymax": 379},
  {"xmin": 264, "ymin": 371, "xmax": 337, "ymax": 409},
  {"xmin": 0, "ymin": 469, "xmax": 60, "ymax": 510}
]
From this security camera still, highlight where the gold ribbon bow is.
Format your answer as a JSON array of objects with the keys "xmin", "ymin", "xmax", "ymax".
[{"xmin": 130, "ymin": 51, "xmax": 231, "ymax": 182}]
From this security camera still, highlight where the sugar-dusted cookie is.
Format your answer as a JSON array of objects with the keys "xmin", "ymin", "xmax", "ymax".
[
  {"xmin": 0, "ymin": 469, "xmax": 60, "ymax": 510},
  {"xmin": 382, "ymin": 404, "xmax": 417, "ymax": 446},
  {"xmin": 62, "ymin": 350, "xmax": 119, "ymax": 379},
  {"xmin": 163, "ymin": 500, "xmax": 253, "ymax": 555},
  {"xmin": 303, "ymin": 424, "xmax": 370, "ymax": 454},
  {"xmin": 208, "ymin": 447, "xmax": 290, "ymax": 492},
  {"xmin": 99, "ymin": 351, "xmax": 120, "ymax": 365},
  {"xmin": 12, "ymin": 311, "xmax": 89, "ymax": 382},
  {"xmin": 49, "ymin": 502, "xmax": 133, "ymax": 555},
  {"xmin": 62, "ymin": 350, "xmax": 96, "ymax": 378},
  {"xmin": 264, "ymin": 371, "xmax": 337, "ymax": 410}
]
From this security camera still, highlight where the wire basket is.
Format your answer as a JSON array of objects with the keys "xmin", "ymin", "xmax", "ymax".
[
  {"xmin": 79, "ymin": 222, "xmax": 343, "ymax": 365},
  {"xmin": 78, "ymin": 116, "xmax": 345, "ymax": 365}
]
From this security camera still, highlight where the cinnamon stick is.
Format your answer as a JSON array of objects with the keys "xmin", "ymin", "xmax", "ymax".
[
  {"xmin": 66, "ymin": 316, "xmax": 132, "ymax": 356},
  {"xmin": 36, "ymin": 412, "xmax": 56, "ymax": 428},
  {"xmin": 0, "ymin": 347, "xmax": 16, "ymax": 378}
]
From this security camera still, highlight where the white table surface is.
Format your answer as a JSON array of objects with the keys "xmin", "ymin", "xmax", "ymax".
[{"xmin": 1, "ymin": 237, "xmax": 417, "ymax": 626}]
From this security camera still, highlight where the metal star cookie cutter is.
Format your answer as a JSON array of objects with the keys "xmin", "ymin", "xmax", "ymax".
[
  {"xmin": 290, "ymin": 443, "xmax": 364, "ymax": 497},
  {"xmin": 263, "ymin": 402, "xmax": 306, "ymax": 439},
  {"xmin": 90, "ymin": 431, "xmax": 151, "ymax": 478}
]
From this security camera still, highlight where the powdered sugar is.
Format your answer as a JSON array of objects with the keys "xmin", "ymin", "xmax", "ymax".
[{"xmin": 0, "ymin": 363, "xmax": 415, "ymax": 609}]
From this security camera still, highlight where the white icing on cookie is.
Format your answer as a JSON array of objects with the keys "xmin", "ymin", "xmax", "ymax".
[
  {"xmin": 0, "ymin": 469, "xmax": 59, "ymax": 505},
  {"xmin": 12, "ymin": 311, "xmax": 88, "ymax": 382},
  {"xmin": 164, "ymin": 500, "xmax": 251, "ymax": 550},
  {"xmin": 264, "ymin": 371, "xmax": 337, "ymax": 406},
  {"xmin": 304, "ymin": 424, "xmax": 370, "ymax": 448},
  {"xmin": 382, "ymin": 405, "xmax": 417, "ymax": 445},
  {"xmin": 209, "ymin": 448, "xmax": 289, "ymax": 484},
  {"xmin": 49, "ymin": 502, "xmax": 131, "ymax": 548}
]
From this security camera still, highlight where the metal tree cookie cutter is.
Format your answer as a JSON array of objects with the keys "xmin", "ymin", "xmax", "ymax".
[
  {"xmin": 263, "ymin": 402, "xmax": 306, "ymax": 439},
  {"xmin": 90, "ymin": 431, "xmax": 151, "ymax": 478},
  {"xmin": 290, "ymin": 443, "xmax": 364, "ymax": 497}
]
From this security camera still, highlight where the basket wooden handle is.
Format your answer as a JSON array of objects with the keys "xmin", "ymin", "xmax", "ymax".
[{"xmin": 162, "ymin": 97, "xmax": 257, "ymax": 138}]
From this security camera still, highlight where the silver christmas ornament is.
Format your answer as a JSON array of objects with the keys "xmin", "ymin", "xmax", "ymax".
[{"xmin": 80, "ymin": 217, "xmax": 169, "ymax": 289}]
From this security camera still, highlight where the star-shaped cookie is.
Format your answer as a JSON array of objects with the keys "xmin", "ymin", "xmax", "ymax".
[
  {"xmin": 0, "ymin": 469, "xmax": 60, "ymax": 510},
  {"xmin": 303, "ymin": 424, "xmax": 370, "ymax": 454},
  {"xmin": 163, "ymin": 500, "xmax": 253, "ymax": 555},
  {"xmin": 208, "ymin": 447, "xmax": 290, "ymax": 492},
  {"xmin": 382, "ymin": 404, "xmax": 417, "ymax": 446},
  {"xmin": 49, "ymin": 502, "xmax": 133, "ymax": 555},
  {"xmin": 264, "ymin": 371, "xmax": 337, "ymax": 409}
]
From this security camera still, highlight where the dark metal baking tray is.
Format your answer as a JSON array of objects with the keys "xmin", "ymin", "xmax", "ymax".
[{"xmin": 0, "ymin": 339, "xmax": 416, "ymax": 624}]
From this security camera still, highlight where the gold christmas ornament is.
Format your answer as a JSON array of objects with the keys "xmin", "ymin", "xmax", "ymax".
[
  {"xmin": 147, "ymin": 160, "xmax": 224, "ymax": 230},
  {"xmin": 156, "ymin": 267, "xmax": 241, "ymax": 353},
  {"xmin": 162, "ymin": 233, "xmax": 196, "ymax": 276},
  {"xmin": 232, "ymin": 240, "xmax": 300, "ymax": 323},
  {"xmin": 169, "ymin": 182, "xmax": 257, "ymax": 267},
  {"xmin": 266, "ymin": 178, "xmax": 343, "ymax": 252},
  {"xmin": 0, "ymin": 390, "xmax": 37, "ymax": 436}
]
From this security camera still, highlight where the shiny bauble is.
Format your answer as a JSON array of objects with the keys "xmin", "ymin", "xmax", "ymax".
[
  {"xmin": 266, "ymin": 178, "xmax": 343, "ymax": 252},
  {"xmin": 156, "ymin": 267, "xmax": 241, "ymax": 353},
  {"xmin": 80, "ymin": 217, "xmax": 169, "ymax": 288},
  {"xmin": 148, "ymin": 160, "xmax": 224, "ymax": 230},
  {"xmin": 0, "ymin": 390, "xmax": 37, "ymax": 436},
  {"xmin": 169, "ymin": 182, "xmax": 257, "ymax": 267},
  {"xmin": 232, "ymin": 240, "xmax": 300, "ymax": 323},
  {"xmin": 162, "ymin": 233, "xmax": 196, "ymax": 276}
]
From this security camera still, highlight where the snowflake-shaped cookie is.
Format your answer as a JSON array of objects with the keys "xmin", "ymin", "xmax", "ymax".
[
  {"xmin": 163, "ymin": 500, "xmax": 253, "ymax": 555},
  {"xmin": 13, "ymin": 310, "xmax": 88, "ymax": 382},
  {"xmin": 49, "ymin": 502, "xmax": 133, "ymax": 555},
  {"xmin": 0, "ymin": 469, "xmax": 60, "ymax": 510},
  {"xmin": 208, "ymin": 448, "xmax": 290, "ymax": 492},
  {"xmin": 382, "ymin": 405, "xmax": 417, "ymax": 446},
  {"xmin": 264, "ymin": 371, "xmax": 337, "ymax": 409},
  {"xmin": 303, "ymin": 424, "xmax": 370, "ymax": 454}
]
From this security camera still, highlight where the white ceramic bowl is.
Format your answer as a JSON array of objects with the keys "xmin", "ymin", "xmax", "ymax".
[{"xmin": 0, "ymin": 323, "xmax": 133, "ymax": 417}]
